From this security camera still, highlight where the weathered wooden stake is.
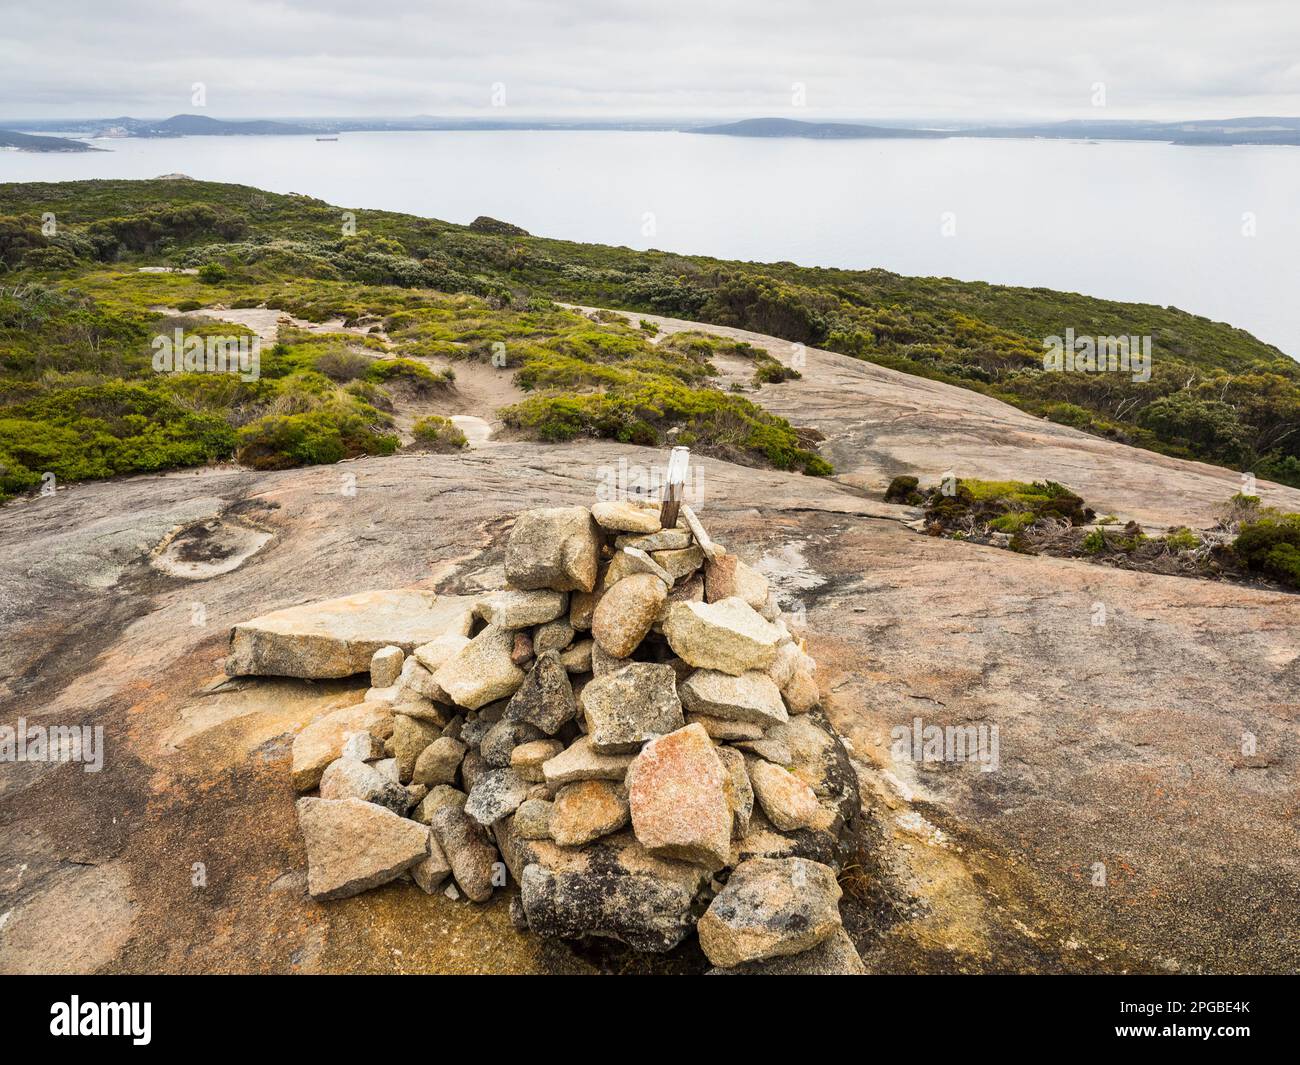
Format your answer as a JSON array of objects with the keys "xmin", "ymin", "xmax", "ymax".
[{"xmin": 660, "ymin": 445, "xmax": 690, "ymax": 528}]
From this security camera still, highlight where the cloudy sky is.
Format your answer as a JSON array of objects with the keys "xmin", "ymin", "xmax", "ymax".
[{"xmin": 4, "ymin": 0, "xmax": 1299, "ymax": 121}]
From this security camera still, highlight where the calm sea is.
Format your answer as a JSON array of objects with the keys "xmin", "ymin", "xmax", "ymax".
[{"xmin": 4, "ymin": 130, "xmax": 1297, "ymax": 356}]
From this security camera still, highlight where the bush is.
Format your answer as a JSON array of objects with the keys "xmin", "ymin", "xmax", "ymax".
[
  {"xmin": 314, "ymin": 348, "xmax": 373, "ymax": 382},
  {"xmin": 1233, "ymin": 512, "xmax": 1300, "ymax": 588},
  {"xmin": 236, "ymin": 407, "xmax": 398, "ymax": 470},
  {"xmin": 410, "ymin": 415, "xmax": 468, "ymax": 452},
  {"xmin": 197, "ymin": 263, "xmax": 227, "ymax": 283},
  {"xmin": 365, "ymin": 358, "xmax": 454, "ymax": 396},
  {"xmin": 883, "ymin": 475, "xmax": 923, "ymax": 505}
]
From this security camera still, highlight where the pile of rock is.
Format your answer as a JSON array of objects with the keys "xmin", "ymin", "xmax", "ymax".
[{"xmin": 244, "ymin": 499, "xmax": 865, "ymax": 973}]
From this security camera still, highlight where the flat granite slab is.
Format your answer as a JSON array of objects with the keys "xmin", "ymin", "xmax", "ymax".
[{"xmin": 226, "ymin": 589, "xmax": 475, "ymax": 679}]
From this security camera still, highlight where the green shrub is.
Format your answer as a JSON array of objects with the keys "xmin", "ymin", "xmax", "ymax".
[
  {"xmin": 883, "ymin": 475, "xmax": 923, "ymax": 505},
  {"xmin": 365, "ymin": 358, "xmax": 453, "ymax": 395},
  {"xmin": 315, "ymin": 348, "xmax": 373, "ymax": 381},
  {"xmin": 236, "ymin": 406, "xmax": 398, "ymax": 470},
  {"xmin": 1233, "ymin": 513, "xmax": 1300, "ymax": 588},
  {"xmin": 410, "ymin": 415, "xmax": 468, "ymax": 452}
]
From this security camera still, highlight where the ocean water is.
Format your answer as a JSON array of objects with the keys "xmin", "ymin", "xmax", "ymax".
[{"xmin": 4, "ymin": 129, "xmax": 1297, "ymax": 356}]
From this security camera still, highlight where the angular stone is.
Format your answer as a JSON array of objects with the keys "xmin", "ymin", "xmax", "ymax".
[
  {"xmin": 395, "ymin": 657, "xmax": 452, "ymax": 708},
  {"xmin": 708, "ymin": 928, "xmax": 865, "ymax": 975},
  {"xmin": 652, "ymin": 545, "xmax": 705, "ymax": 583},
  {"xmin": 558, "ymin": 639, "xmax": 593, "ymax": 673},
  {"xmin": 766, "ymin": 641, "xmax": 802, "ymax": 689},
  {"xmin": 510, "ymin": 631, "xmax": 535, "ymax": 667},
  {"xmin": 372, "ymin": 757, "xmax": 400, "ymax": 782},
  {"xmin": 533, "ymin": 617, "xmax": 575, "ymax": 655},
  {"xmin": 686, "ymin": 714, "xmax": 764, "ymax": 742},
  {"xmin": 411, "ymin": 831, "xmax": 453, "ymax": 894},
  {"xmin": 340, "ymin": 729, "xmax": 382, "ymax": 761},
  {"xmin": 513, "ymin": 798, "xmax": 553, "ymax": 839},
  {"xmin": 370, "ymin": 645, "xmax": 404, "ymax": 688},
  {"xmin": 429, "ymin": 804, "xmax": 500, "ymax": 902},
  {"xmin": 296, "ymin": 797, "xmax": 428, "ymax": 901},
  {"xmin": 717, "ymin": 746, "xmax": 754, "ymax": 838},
  {"xmin": 550, "ymin": 780, "xmax": 630, "ymax": 847},
  {"xmin": 680, "ymin": 668, "xmax": 789, "ymax": 727},
  {"xmin": 603, "ymin": 547, "xmax": 672, "ymax": 588},
  {"xmin": 520, "ymin": 863, "xmax": 689, "ymax": 952},
  {"xmin": 404, "ymin": 783, "xmax": 428, "ymax": 810},
  {"xmin": 392, "ymin": 713, "xmax": 441, "ymax": 782},
  {"xmin": 581, "ymin": 663, "xmax": 685, "ymax": 754},
  {"xmin": 680, "ymin": 504, "xmax": 726, "ymax": 560},
  {"xmin": 505, "ymin": 506, "xmax": 602, "ymax": 593},
  {"xmin": 616, "ymin": 529, "xmax": 692, "ymax": 553},
  {"xmin": 569, "ymin": 588, "xmax": 599, "ymax": 631},
  {"xmin": 697, "ymin": 857, "xmax": 842, "ymax": 968},
  {"xmin": 291, "ymin": 701, "xmax": 394, "ymax": 792},
  {"xmin": 758, "ymin": 713, "xmax": 860, "ymax": 827},
  {"xmin": 412, "ymin": 631, "xmax": 471, "ymax": 675},
  {"xmin": 503, "ymin": 650, "xmax": 577, "ymax": 734},
  {"xmin": 749, "ymin": 759, "xmax": 833, "ymax": 832},
  {"xmin": 592, "ymin": 573, "xmax": 667, "ymax": 658},
  {"xmin": 704, "ymin": 553, "xmax": 771, "ymax": 611},
  {"xmin": 475, "ymin": 588, "xmax": 568, "ymax": 628},
  {"xmin": 227, "ymin": 590, "xmax": 476, "ymax": 679},
  {"xmin": 412, "ymin": 735, "xmax": 467, "ymax": 786},
  {"xmin": 510, "ymin": 739, "xmax": 564, "ymax": 783},
  {"xmin": 412, "ymin": 785, "xmax": 466, "ymax": 825},
  {"xmin": 481, "ymin": 717, "xmax": 545, "ymax": 767},
  {"xmin": 591, "ymin": 500, "xmax": 662, "ymax": 533},
  {"xmin": 541, "ymin": 735, "xmax": 635, "ymax": 787},
  {"xmin": 782, "ymin": 666, "xmax": 820, "ymax": 714},
  {"xmin": 319, "ymin": 756, "xmax": 410, "ymax": 815},
  {"xmin": 662, "ymin": 598, "xmax": 782, "ymax": 676},
  {"xmin": 433, "ymin": 624, "xmax": 526, "ymax": 711},
  {"xmin": 625, "ymin": 723, "xmax": 731, "ymax": 870},
  {"xmin": 465, "ymin": 767, "xmax": 531, "ymax": 827},
  {"xmin": 459, "ymin": 700, "xmax": 506, "ymax": 748},
  {"xmin": 502, "ymin": 828, "xmax": 708, "ymax": 952},
  {"xmin": 591, "ymin": 640, "xmax": 630, "ymax": 676}
]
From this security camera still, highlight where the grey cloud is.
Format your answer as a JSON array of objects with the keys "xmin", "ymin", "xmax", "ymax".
[{"xmin": 2, "ymin": 0, "xmax": 1298, "ymax": 120}]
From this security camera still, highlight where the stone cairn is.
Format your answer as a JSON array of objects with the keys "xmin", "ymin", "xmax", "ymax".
[{"xmin": 276, "ymin": 499, "xmax": 866, "ymax": 973}]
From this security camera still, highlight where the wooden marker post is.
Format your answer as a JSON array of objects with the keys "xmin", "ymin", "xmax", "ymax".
[{"xmin": 660, "ymin": 445, "xmax": 690, "ymax": 528}]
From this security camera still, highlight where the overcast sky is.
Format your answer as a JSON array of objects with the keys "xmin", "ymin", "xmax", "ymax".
[{"xmin": 3, "ymin": 0, "xmax": 1299, "ymax": 122}]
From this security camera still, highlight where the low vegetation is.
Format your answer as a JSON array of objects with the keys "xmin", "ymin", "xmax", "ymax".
[
  {"xmin": 887, "ymin": 476, "xmax": 1300, "ymax": 591},
  {"xmin": 3, "ymin": 177, "xmax": 1299, "ymax": 499}
]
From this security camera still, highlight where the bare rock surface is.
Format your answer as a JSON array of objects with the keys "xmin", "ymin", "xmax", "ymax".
[{"xmin": 4, "ymin": 397, "xmax": 1298, "ymax": 973}]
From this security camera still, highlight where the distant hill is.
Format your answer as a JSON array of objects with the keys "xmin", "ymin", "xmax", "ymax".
[
  {"xmin": 689, "ymin": 116, "xmax": 1300, "ymax": 146},
  {"xmin": 689, "ymin": 118, "xmax": 947, "ymax": 139},
  {"xmin": 0, "ymin": 129, "xmax": 99, "ymax": 152},
  {"xmin": 127, "ymin": 114, "xmax": 318, "ymax": 137}
]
